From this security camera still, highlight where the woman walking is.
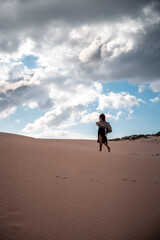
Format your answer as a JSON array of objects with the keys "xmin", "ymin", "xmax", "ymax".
[{"xmin": 96, "ymin": 113, "xmax": 111, "ymax": 152}]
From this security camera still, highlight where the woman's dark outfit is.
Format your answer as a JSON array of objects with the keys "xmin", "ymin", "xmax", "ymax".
[{"xmin": 97, "ymin": 127, "xmax": 108, "ymax": 143}]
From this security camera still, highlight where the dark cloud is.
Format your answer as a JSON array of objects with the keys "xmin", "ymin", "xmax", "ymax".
[
  {"xmin": 118, "ymin": 25, "xmax": 160, "ymax": 82},
  {"xmin": 0, "ymin": 0, "xmax": 157, "ymax": 31},
  {"xmin": 74, "ymin": 11, "xmax": 160, "ymax": 84},
  {"xmin": 0, "ymin": 0, "xmax": 160, "ymax": 119},
  {"xmin": 0, "ymin": 37, "xmax": 20, "ymax": 53},
  {"xmin": 0, "ymin": 84, "xmax": 54, "ymax": 114},
  {"xmin": 100, "ymin": 23, "xmax": 160, "ymax": 83}
]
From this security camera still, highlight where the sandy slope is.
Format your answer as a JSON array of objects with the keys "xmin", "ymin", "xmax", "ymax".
[{"xmin": 0, "ymin": 132, "xmax": 160, "ymax": 240}]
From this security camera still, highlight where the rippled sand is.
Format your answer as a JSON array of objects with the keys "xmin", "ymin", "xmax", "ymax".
[{"xmin": 0, "ymin": 132, "xmax": 160, "ymax": 240}]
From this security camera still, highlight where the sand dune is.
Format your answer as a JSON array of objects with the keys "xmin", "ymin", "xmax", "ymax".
[{"xmin": 0, "ymin": 132, "xmax": 160, "ymax": 240}]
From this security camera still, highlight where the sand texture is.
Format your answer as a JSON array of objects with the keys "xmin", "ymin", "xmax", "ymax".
[{"xmin": 0, "ymin": 132, "xmax": 160, "ymax": 240}]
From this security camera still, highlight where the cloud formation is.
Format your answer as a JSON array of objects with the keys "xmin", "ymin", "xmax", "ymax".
[
  {"xmin": 97, "ymin": 92, "xmax": 145, "ymax": 110},
  {"xmin": 81, "ymin": 111, "xmax": 122, "ymax": 123},
  {"xmin": 0, "ymin": 0, "xmax": 160, "ymax": 137},
  {"xmin": 0, "ymin": 0, "xmax": 154, "ymax": 28},
  {"xmin": 150, "ymin": 96, "xmax": 160, "ymax": 103},
  {"xmin": 22, "ymin": 88, "xmax": 144, "ymax": 136},
  {"xmin": 1, "ymin": 0, "xmax": 160, "ymax": 83}
]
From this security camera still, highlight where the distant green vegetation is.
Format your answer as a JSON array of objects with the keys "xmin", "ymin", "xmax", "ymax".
[{"xmin": 110, "ymin": 132, "xmax": 160, "ymax": 141}]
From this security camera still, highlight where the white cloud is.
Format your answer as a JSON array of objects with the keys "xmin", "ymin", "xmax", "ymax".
[
  {"xmin": 0, "ymin": 61, "xmax": 41, "ymax": 92},
  {"xmin": 27, "ymin": 101, "xmax": 38, "ymax": 109},
  {"xmin": 0, "ymin": 107, "xmax": 16, "ymax": 119},
  {"xmin": 97, "ymin": 92, "xmax": 144, "ymax": 111},
  {"xmin": 138, "ymin": 83, "xmax": 147, "ymax": 93},
  {"xmin": 23, "ymin": 129, "xmax": 90, "ymax": 140},
  {"xmin": 79, "ymin": 36, "xmax": 102, "ymax": 63},
  {"xmin": 150, "ymin": 80, "xmax": 160, "ymax": 92},
  {"xmin": 150, "ymin": 96, "xmax": 160, "ymax": 103},
  {"xmin": 22, "ymin": 105, "xmax": 87, "ymax": 133},
  {"xmin": 106, "ymin": 111, "xmax": 122, "ymax": 121},
  {"xmin": 78, "ymin": 22, "xmax": 136, "ymax": 63},
  {"xmin": 81, "ymin": 112, "xmax": 99, "ymax": 123},
  {"xmin": 127, "ymin": 109, "xmax": 134, "ymax": 120},
  {"xmin": 81, "ymin": 111, "xmax": 122, "ymax": 123}
]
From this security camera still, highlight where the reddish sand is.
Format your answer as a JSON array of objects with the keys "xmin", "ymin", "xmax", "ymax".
[{"xmin": 0, "ymin": 132, "xmax": 160, "ymax": 240}]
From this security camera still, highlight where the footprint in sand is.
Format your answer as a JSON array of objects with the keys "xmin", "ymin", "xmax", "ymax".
[
  {"xmin": 130, "ymin": 179, "xmax": 136, "ymax": 182},
  {"xmin": 151, "ymin": 153, "xmax": 160, "ymax": 157},
  {"xmin": 55, "ymin": 176, "xmax": 68, "ymax": 179},
  {"xmin": 90, "ymin": 179, "xmax": 99, "ymax": 182},
  {"xmin": 62, "ymin": 176, "xmax": 67, "ymax": 179},
  {"xmin": 122, "ymin": 178, "xmax": 136, "ymax": 182}
]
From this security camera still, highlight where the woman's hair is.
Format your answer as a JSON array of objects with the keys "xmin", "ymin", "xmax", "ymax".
[{"xmin": 99, "ymin": 113, "xmax": 105, "ymax": 121}]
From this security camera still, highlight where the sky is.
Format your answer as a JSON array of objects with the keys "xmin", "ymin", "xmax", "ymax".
[{"xmin": 0, "ymin": 0, "xmax": 160, "ymax": 140}]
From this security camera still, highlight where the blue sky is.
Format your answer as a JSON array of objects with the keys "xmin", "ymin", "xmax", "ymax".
[{"xmin": 0, "ymin": 0, "xmax": 160, "ymax": 139}]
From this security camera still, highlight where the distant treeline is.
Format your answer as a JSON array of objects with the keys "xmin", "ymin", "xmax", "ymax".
[{"xmin": 110, "ymin": 131, "xmax": 160, "ymax": 141}]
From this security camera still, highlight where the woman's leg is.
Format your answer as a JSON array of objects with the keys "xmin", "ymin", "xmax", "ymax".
[
  {"xmin": 99, "ymin": 135, "xmax": 103, "ymax": 151},
  {"xmin": 104, "ymin": 142, "xmax": 110, "ymax": 152}
]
